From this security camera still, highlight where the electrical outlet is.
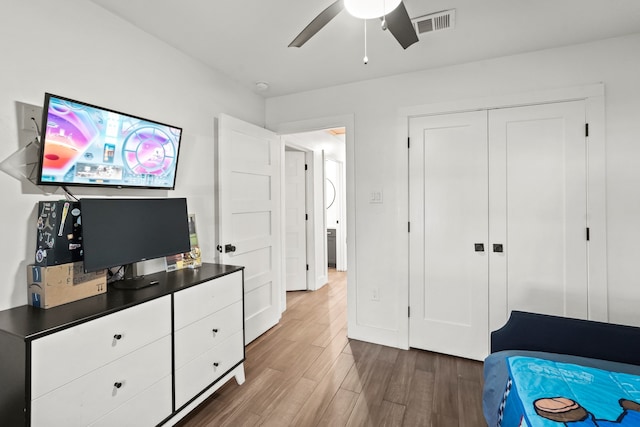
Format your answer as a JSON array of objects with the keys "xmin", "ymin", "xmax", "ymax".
[
  {"xmin": 371, "ymin": 287, "xmax": 380, "ymax": 301},
  {"xmin": 20, "ymin": 103, "xmax": 42, "ymax": 132}
]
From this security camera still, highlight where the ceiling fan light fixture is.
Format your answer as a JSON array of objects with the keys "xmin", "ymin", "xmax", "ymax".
[{"xmin": 344, "ymin": 0, "xmax": 402, "ymax": 19}]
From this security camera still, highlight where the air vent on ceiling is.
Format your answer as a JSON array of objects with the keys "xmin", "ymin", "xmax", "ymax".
[{"xmin": 412, "ymin": 9, "xmax": 456, "ymax": 36}]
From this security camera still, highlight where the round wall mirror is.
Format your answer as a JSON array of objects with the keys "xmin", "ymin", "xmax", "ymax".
[{"xmin": 326, "ymin": 178, "xmax": 336, "ymax": 209}]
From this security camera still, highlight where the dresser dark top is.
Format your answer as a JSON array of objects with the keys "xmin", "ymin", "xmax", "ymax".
[{"xmin": 0, "ymin": 263, "xmax": 244, "ymax": 341}]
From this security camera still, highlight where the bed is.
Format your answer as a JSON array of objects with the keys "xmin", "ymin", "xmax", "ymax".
[{"xmin": 483, "ymin": 311, "xmax": 640, "ymax": 427}]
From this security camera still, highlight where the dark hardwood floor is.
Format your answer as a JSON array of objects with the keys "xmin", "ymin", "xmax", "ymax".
[{"xmin": 177, "ymin": 269, "xmax": 487, "ymax": 427}]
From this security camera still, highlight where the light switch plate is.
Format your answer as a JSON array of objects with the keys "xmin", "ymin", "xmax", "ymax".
[{"xmin": 369, "ymin": 191, "xmax": 383, "ymax": 204}]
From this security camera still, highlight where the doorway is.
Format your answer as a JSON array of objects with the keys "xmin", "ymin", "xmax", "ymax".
[{"xmin": 283, "ymin": 127, "xmax": 347, "ymax": 294}]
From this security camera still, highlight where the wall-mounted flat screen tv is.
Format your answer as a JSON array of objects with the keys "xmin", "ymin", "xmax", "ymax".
[{"xmin": 37, "ymin": 93, "xmax": 183, "ymax": 189}]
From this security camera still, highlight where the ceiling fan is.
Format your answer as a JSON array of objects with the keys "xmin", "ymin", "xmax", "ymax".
[{"xmin": 289, "ymin": 0, "xmax": 419, "ymax": 50}]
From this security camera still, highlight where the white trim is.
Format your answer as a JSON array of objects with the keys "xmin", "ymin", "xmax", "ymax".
[
  {"xmin": 585, "ymin": 92, "xmax": 608, "ymax": 322},
  {"xmin": 401, "ymin": 83, "xmax": 605, "ymax": 118},
  {"xmin": 400, "ymin": 83, "xmax": 608, "ymax": 345},
  {"xmin": 333, "ymin": 159, "xmax": 347, "ymax": 272},
  {"xmin": 303, "ymin": 149, "xmax": 316, "ymax": 291},
  {"xmin": 280, "ymin": 138, "xmax": 287, "ymax": 311}
]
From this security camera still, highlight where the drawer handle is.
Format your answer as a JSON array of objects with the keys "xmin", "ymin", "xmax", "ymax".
[
  {"xmin": 112, "ymin": 381, "xmax": 125, "ymax": 397},
  {"xmin": 112, "ymin": 334, "xmax": 123, "ymax": 346}
]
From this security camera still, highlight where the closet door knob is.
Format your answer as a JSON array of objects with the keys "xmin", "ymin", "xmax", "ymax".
[
  {"xmin": 213, "ymin": 362, "xmax": 220, "ymax": 367},
  {"xmin": 114, "ymin": 381, "xmax": 123, "ymax": 389},
  {"xmin": 474, "ymin": 243, "xmax": 485, "ymax": 252},
  {"xmin": 493, "ymin": 243, "xmax": 504, "ymax": 253}
]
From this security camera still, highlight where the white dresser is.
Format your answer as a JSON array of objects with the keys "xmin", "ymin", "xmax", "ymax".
[{"xmin": 0, "ymin": 263, "xmax": 245, "ymax": 426}]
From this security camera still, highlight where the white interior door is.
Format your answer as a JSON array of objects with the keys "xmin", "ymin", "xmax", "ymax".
[
  {"xmin": 218, "ymin": 114, "xmax": 281, "ymax": 344},
  {"xmin": 409, "ymin": 111, "xmax": 489, "ymax": 361},
  {"xmin": 488, "ymin": 101, "xmax": 588, "ymax": 331},
  {"xmin": 285, "ymin": 150, "xmax": 307, "ymax": 291}
]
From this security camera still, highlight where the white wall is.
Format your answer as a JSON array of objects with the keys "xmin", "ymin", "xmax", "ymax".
[
  {"xmin": 266, "ymin": 33, "xmax": 640, "ymax": 348},
  {"xmin": 0, "ymin": 0, "xmax": 264, "ymax": 311}
]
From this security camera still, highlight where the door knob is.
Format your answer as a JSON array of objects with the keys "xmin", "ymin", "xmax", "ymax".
[
  {"xmin": 474, "ymin": 243, "xmax": 485, "ymax": 252},
  {"xmin": 224, "ymin": 244, "xmax": 236, "ymax": 253},
  {"xmin": 493, "ymin": 243, "xmax": 504, "ymax": 253}
]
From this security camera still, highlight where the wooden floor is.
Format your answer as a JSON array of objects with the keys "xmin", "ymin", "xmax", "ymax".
[{"xmin": 177, "ymin": 269, "xmax": 487, "ymax": 427}]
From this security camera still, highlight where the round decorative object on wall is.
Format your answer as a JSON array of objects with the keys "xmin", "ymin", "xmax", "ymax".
[{"xmin": 326, "ymin": 178, "xmax": 336, "ymax": 209}]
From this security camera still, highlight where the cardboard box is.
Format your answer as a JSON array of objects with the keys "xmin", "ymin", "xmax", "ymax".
[
  {"xmin": 27, "ymin": 262, "xmax": 107, "ymax": 309},
  {"xmin": 35, "ymin": 200, "xmax": 83, "ymax": 266}
]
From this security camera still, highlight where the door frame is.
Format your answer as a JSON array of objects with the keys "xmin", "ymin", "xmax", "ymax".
[
  {"xmin": 325, "ymin": 158, "xmax": 347, "ymax": 272},
  {"xmin": 307, "ymin": 149, "xmax": 327, "ymax": 290},
  {"xmin": 400, "ymin": 83, "xmax": 607, "ymax": 348}
]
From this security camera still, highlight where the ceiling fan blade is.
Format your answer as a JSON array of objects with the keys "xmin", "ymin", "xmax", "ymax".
[
  {"xmin": 289, "ymin": 0, "xmax": 344, "ymax": 48},
  {"xmin": 385, "ymin": 1, "xmax": 418, "ymax": 49}
]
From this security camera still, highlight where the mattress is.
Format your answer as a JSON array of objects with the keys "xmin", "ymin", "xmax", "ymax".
[{"xmin": 483, "ymin": 351, "xmax": 640, "ymax": 427}]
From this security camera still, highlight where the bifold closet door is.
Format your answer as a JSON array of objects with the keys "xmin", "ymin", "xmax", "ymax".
[
  {"xmin": 409, "ymin": 111, "xmax": 490, "ymax": 361},
  {"xmin": 409, "ymin": 100, "xmax": 589, "ymax": 361},
  {"xmin": 488, "ymin": 101, "xmax": 588, "ymax": 332}
]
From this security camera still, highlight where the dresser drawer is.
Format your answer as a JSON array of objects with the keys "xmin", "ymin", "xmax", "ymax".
[
  {"xmin": 88, "ymin": 375, "xmax": 172, "ymax": 427},
  {"xmin": 174, "ymin": 271, "xmax": 242, "ymax": 329},
  {"xmin": 175, "ymin": 330, "xmax": 244, "ymax": 408},
  {"xmin": 31, "ymin": 295, "xmax": 171, "ymax": 399},
  {"xmin": 31, "ymin": 335, "xmax": 171, "ymax": 427},
  {"xmin": 175, "ymin": 300, "xmax": 243, "ymax": 369}
]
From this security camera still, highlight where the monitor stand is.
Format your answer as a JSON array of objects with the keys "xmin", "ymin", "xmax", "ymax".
[{"xmin": 110, "ymin": 263, "xmax": 158, "ymax": 290}]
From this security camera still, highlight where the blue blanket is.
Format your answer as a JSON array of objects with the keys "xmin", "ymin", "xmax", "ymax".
[{"xmin": 498, "ymin": 356, "xmax": 640, "ymax": 426}]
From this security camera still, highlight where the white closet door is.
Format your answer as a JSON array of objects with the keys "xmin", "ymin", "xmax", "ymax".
[
  {"xmin": 409, "ymin": 111, "xmax": 489, "ymax": 361},
  {"xmin": 409, "ymin": 101, "xmax": 588, "ymax": 361},
  {"xmin": 488, "ymin": 101, "xmax": 588, "ymax": 332},
  {"xmin": 285, "ymin": 150, "xmax": 308, "ymax": 291}
]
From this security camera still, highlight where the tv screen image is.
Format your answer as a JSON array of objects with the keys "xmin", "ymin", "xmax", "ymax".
[
  {"xmin": 38, "ymin": 93, "xmax": 182, "ymax": 189},
  {"xmin": 80, "ymin": 197, "xmax": 191, "ymax": 289}
]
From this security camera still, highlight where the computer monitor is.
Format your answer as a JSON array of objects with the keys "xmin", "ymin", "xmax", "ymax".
[{"xmin": 80, "ymin": 197, "xmax": 191, "ymax": 289}]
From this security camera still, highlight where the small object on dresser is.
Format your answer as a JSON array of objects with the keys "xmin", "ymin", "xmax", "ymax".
[
  {"xmin": 34, "ymin": 200, "xmax": 83, "ymax": 266},
  {"xmin": 27, "ymin": 261, "xmax": 107, "ymax": 309}
]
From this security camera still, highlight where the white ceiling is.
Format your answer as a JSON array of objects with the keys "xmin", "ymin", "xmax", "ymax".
[{"xmin": 90, "ymin": 0, "xmax": 640, "ymax": 98}]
